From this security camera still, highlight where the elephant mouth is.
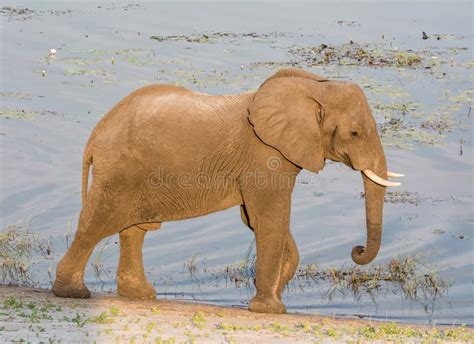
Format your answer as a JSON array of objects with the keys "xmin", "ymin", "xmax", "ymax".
[
  {"xmin": 361, "ymin": 169, "xmax": 404, "ymax": 187},
  {"xmin": 339, "ymin": 154, "xmax": 403, "ymax": 187}
]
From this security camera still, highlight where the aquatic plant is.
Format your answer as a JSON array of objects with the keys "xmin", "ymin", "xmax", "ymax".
[
  {"xmin": 289, "ymin": 42, "xmax": 425, "ymax": 68},
  {"xmin": 0, "ymin": 223, "xmax": 49, "ymax": 284},
  {"xmin": 221, "ymin": 241, "xmax": 256, "ymax": 290},
  {"xmin": 90, "ymin": 239, "xmax": 112, "ymax": 288},
  {"xmin": 293, "ymin": 255, "xmax": 451, "ymax": 317},
  {"xmin": 395, "ymin": 51, "xmax": 422, "ymax": 66},
  {"xmin": 206, "ymin": 241, "xmax": 452, "ymax": 318},
  {"xmin": 184, "ymin": 255, "xmax": 200, "ymax": 280},
  {"xmin": 0, "ymin": 109, "xmax": 37, "ymax": 120},
  {"xmin": 149, "ymin": 31, "xmax": 289, "ymax": 44}
]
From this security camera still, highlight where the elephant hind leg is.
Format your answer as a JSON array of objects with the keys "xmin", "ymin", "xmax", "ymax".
[
  {"xmin": 117, "ymin": 223, "xmax": 160, "ymax": 300},
  {"xmin": 240, "ymin": 205, "xmax": 251, "ymax": 229},
  {"xmin": 136, "ymin": 222, "xmax": 161, "ymax": 231},
  {"xmin": 52, "ymin": 221, "xmax": 97, "ymax": 298},
  {"xmin": 53, "ymin": 189, "xmax": 126, "ymax": 298},
  {"xmin": 277, "ymin": 232, "xmax": 299, "ymax": 300}
]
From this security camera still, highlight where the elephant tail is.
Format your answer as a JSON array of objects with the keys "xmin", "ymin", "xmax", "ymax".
[{"xmin": 82, "ymin": 142, "xmax": 93, "ymax": 206}]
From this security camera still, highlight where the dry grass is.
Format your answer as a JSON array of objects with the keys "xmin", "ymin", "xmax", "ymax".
[
  {"xmin": 214, "ymin": 243, "xmax": 451, "ymax": 319},
  {"xmin": 292, "ymin": 256, "xmax": 451, "ymax": 317},
  {"xmin": 0, "ymin": 223, "xmax": 51, "ymax": 285}
]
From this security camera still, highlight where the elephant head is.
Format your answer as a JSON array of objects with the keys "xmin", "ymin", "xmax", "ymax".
[{"xmin": 249, "ymin": 68, "xmax": 403, "ymax": 265}]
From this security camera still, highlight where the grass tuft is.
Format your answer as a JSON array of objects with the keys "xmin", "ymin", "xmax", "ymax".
[
  {"xmin": 0, "ymin": 223, "xmax": 49, "ymax": 284},
  {"xmin": 191, "ymin": 312, "xmax": 207, "ymax": 330}
]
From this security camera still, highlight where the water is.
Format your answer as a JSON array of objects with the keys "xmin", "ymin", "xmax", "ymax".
[{"xmin": 1, "ymin": 1, "xmax": 472, "ymax": 325}]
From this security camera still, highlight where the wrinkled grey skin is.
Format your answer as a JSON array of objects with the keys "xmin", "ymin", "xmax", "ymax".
[{"xmin": 53, "ymin": 68, "xmax": 388, "ymax": 314}]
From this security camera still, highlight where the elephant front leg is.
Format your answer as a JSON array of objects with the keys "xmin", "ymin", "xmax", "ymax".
[
  {"xmin": 117, "ymin": 224, "xmax": 158, "ymax": 300},
  {"xmin": 240, "ymin": 205, "xmax": 298, "ymax": 304},
  {"xmin": 277, "ymin": 232, "xmax": 299, "ymax": 300},
  {"xmin": 250, "ymin": 220, "xmax": 288, "ymax": 314}
]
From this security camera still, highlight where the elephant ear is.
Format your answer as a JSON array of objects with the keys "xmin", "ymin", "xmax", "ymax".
[{"xmin": 249, "ymin": 76, "xmax": 326, "ymax": 173}]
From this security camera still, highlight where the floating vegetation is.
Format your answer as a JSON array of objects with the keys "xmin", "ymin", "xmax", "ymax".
[
  {"xmin": 376, "ymin": 191, "xmax": 423, "ymax": 205},
  {"xmin": 420, "ymin": 115, "xmax": 455, "ymax": 132},
  {"xmin": 64, "ymin": 69, "xmax": 111, "ymax": 76},
  {"xmin": 151, "ymin": 34, "xmax": 215, "ymax": 44},
  {"xmin": 69, "ymin": 48, "xmax": 156, "ymax": 66},
  {"xmin": 0, "ymin": 6, "xmax": 35, "ymax": 21},
  {"xmin": 0, "ymin": 109, "xmax": 62, "ymax": 121},
  {"xmin": 42, "ymin": 48, "xmax": 157, "ymax": 72},
  {"xmin": 50, "ymin": 57, "xmax": 92, "ymax": 66},
  {"xmin": 394, "ymin": 51, "xmax": 422, "ymax": 66},
  {"xmin": 0, "ymin": 6, "xmax": 72, "ymax": 21},
  {"xmin": 0, "ymin": 109, "xmax": 38, "ymax": 120},
  {"xmin": 379, "ymin": 118, "xmax": 445, "ymax": 150},
  {"xmin": 463, "ymin": 61, "xmax": 474, "ymax": 69},
  {"xmin": 365, "ymin": 84, "xmax": 410, "ymax": 99},
  {"xmin": 424, "ymin": 33, "xmax": 469, "ymax": 41},
  {"xmin": 336, "ymin": 20, "xmax": 360, "ymax": 27},
  {"xmin": 153, "ymin": 68, "xmax": 262, "ymax": 91},
  {"xmin": 0, "ymin": 92, "xmax": 32, "ymax": 100},
  {"xmin": 289, "ymin": 42, "xmax": 425, "ymax": 68},
  {"xmin": 360, "ymin": 191, "xmax": 446, "ymax": 205},
  {"xmin": 125, "ymin": 54, "xmax": 155, "ymax": 66},
  {"xmin": 149, "ymin": 31, "xmax": 289, "ymax": 44},
  {"xmin": 34, "ymin": 31, "xmax": 468, "ymax": 156},
  {"xmin": 371, "ymin": 99, "xmax": 457, "ymax": 150},
  {"xmin": 373, "ymin": 101, "xmax": 421, "ymax": 114},
  {"xmin": 249, "ymin": 61, "xmax": 293, "ymax": 70},
  {"xmin": 369, "ymin": 91, "xmax": 462, "ymax": 150},
  {"xmin": 449, "ymin": 90, "xmax": 473, "ymax": 106}
]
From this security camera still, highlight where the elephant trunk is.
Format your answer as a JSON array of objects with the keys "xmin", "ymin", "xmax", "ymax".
[{"xmin": 351, "ymin": 155, "xmax": 387, "ymax": 265}]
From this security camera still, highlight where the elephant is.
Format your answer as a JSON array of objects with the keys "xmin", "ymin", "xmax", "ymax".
[{"xmin": 52, "ymin": 68, "xmax": 403, "ymax": 314}]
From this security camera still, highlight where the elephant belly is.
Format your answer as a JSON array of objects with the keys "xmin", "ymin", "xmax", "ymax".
[
  {"xmin": 151, "ymin": 184, "xmax": 244, "ymax": 222},
  {"xmin": 129, "ymin": 164, "xmax": 244, "ymax": 222}
]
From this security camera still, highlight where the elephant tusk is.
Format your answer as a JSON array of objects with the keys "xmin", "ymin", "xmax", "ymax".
[
  {"xmin": 387, "ymin": 171, "xmax": 404, "ymax": 178},
  {"xmin": 363, "ymin": 169, "xmax": 401, "ymax": 187}
]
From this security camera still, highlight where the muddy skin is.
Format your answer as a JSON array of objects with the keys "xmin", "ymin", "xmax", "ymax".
[{"xmin": 53, "ymin": 68, "xmax": 391, "ymax": 314}]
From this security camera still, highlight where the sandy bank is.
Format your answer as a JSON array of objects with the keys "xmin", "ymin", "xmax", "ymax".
[{"xmin": 0, "ymin": 286, "xmax": 471, "ymax": 343}]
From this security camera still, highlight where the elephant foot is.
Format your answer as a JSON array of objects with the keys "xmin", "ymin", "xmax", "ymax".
[
  {"xmin": 249, "ymin": 295, "xmax": 286, "ymax": 314},
  {"xmin": 52, "ymin": 279, "xmax": 91, "ymax": 299},
  {"xmin": 117, "ymin": 278, "xmax": 156, "ymax": 300}
]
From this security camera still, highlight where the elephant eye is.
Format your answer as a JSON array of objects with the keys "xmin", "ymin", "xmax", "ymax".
[{"xmin": 351, "ymin": 131, "xmax": 359, "ymax": 138}]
